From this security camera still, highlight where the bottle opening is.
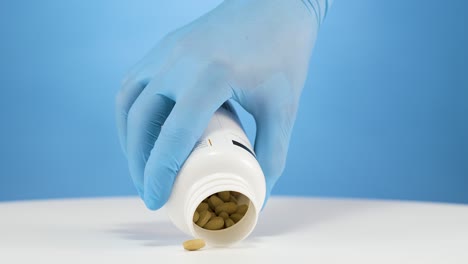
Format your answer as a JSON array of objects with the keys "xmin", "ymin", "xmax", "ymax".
[{"xmin": 191, "ymin": 191, "xmax": 258, "ymax": 246}]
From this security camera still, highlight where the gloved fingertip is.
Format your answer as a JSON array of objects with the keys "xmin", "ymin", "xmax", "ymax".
[
  {"xmin": 143, "ymin": 185, "xmax": 171, "ymax": 211},
  {"xmin": 143, "ymin": 197, "xmax": 163, "ymax": 211},
  {"xmin": 261, "ymin": 177, "xmax": 278, "ymax": 211},
  {"xmin": 136, "ymin": 187, "xmax": 144, "ymax": 200},
  {"xmin": 261, "ymin": 191, "xmax": 271, "ymax": 211}
]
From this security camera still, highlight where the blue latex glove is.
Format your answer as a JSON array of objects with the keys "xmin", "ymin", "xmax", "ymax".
[{"xmin": 116, "ymin": 0, "xmax": 331, "ymax": 210}]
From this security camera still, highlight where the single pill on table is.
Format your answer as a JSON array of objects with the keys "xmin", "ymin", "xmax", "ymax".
[
  {"xmin": 218, "ymin": 211, "xmax": 229, "ymax": 220},
  {"xmin": 183, "ymin": 239, "xmax": 206, "ymax": 251},
  {"xmin": 225, "ymin": 218, "xmax": 235, "ymax": 228},
  {"xmin": 193, "ymin": 211, "xmax": 199, "ymax": 222},
  {"xmin": 236, "ymin": 204, "xmax": 248, "ymax": 215},
  {"xmin": 230, "ymin": 213, "xmax": 243, "ymax": 223},
  {"xmin": 208, "ymin": 195, "xmax": 223, "ymax": 210},
  {"xmin": 218, "ymin": 191, "xmax": 231, "ymax": 202},
  {"xmin": 196, "ymin": 210, "xmax": 212, "ymax": 227},
  {"xmin": 203, "ymin": 216, "xmax": 224, "ymax": 230},
  {"xmin": 196, "ymin": 202, "xmax": 209, "ymax": 212},
  {"xmin": 215, "ymin": 202, "xmax": 237, "ymax": 215}
]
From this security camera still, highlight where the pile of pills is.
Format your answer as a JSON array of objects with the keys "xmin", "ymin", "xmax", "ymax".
[
  {"xmin": 193, "ymin": 191, "xmax": 249, "ymax": 230},
  {"xmin": 183, "ymin": 191, "xmax": 249, "ymax": 251}
]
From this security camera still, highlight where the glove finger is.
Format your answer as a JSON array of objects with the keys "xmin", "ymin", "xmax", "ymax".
[
  {"xmin": 115, "ymin": 35, "xmax": 179, "ymax": 156},
  {"xmin": 253, "ymin": 101, "xmax": 298, "ymax": 207},
  {"xmin": 126, "ymin": 79, "xmax": 174, "ymax": 198},
  {"xmin": 142, "ymin": 71, "xmax": 232, "ymax": 210},
  {"xmin": 115, "ymin": 77, "xmax": 148, "ymax": 155}
]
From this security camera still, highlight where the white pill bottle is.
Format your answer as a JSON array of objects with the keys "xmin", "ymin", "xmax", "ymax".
[{"xmin": 165, "ymin": 101, "xmax": 266, "ymax": 246}]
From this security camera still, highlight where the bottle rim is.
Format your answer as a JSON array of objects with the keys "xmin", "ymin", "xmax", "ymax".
[{"xmin": 184, "ymin": 172, "xmax": 260, "ymax": 246}]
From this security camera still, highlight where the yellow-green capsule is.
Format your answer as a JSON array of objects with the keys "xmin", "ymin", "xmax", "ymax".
[
  {"xmin": 218, "ymin": 211, "xmax": 229, "ymax": 220},
  {"xmin": 193, "ymin": 211, "xmax": 199, "ymax": 222},
  {"xmin": 196, "ymin": 210, "xmax": 212, "ymax": 227},
  {"xmin": 218, "ymin": 191, "xmax": 231, "ymax": 202},
  {"xmin": 196, "ymin": 202, "xmax": 209, "ymax": 212},
  {"xmin": 208, "ymin": 195, "xmax": 223, "ymax": 210},
  {"xmin": 236, "ymin": 204, "xmax": 248, "ymax": 215},
  {"xmin": 203, "ymin": 216, "xmax": 224, "ymax": 230},
  {"xmin": 230, "ymin": 213, "xmax": 243, "ymax": 223},
  {"xmin": 225, "ymin": 218, "xmax": 235, "ymax": 228},
  {"xmin": 183, "ymin": 239, "xmax": 205, "ymax": 251},
  {"xmin": 229, "ymin": 195, "xmax": 238, "ymax": 203},
  {"xmin": 215, "ymin": 202, "xmax": 237, "ymax": 215}
]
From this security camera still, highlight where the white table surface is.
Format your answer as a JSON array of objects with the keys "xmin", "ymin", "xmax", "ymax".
[{"xmin": 1, "ymin": 196, "xmax": 467, "ymax": 264}]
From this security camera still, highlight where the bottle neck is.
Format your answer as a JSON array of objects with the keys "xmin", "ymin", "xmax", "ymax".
[
  {"xmin": 184, "ymin": 173, "xmax": 259, "ymax": 246},
  {"xmin": 185, "ymin": 172, "xmax": 253, "ymax": 219}
]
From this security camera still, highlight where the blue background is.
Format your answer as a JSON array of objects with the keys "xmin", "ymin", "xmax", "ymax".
[{"xmin": 1, "ymin": 0, "xmax": 467, "ymax": 203}]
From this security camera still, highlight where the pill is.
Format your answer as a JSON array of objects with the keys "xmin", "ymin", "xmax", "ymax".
[
  {"xmin": 225, "ymin": 218, "xmax": 235, "ymax": 228},
  {"xmin": 229, "ymin": 195, "xmax": 238, "ymax": 203},
  {"xmin": 230, "ymin": 213, "xmax": 243, "ymax": 223},
  {"xmin": 218, "ymin": 211, "xmax": 229, "ymax": 220},
  {"xmin": 193, "ymin": 191, "xmax": 249, "ymax": 231},
  {"xmin": 193, "ymin": 211, "xmax": 199, "ymax": 222},
  {"xmin": 215, "ymin": 202, "xmax": 237, "ymax": 215},
  {"xmin": 183, "ymin": 239, "xmax": 205, "ymax": 251},
  {"xmin": 236, "ymin": 204, "xmax": 248, "ymax": 215},
  {"xmin": 196, "ymin": 202, "xmax": 209, "ymax": 212},
  {"xmin": 208, "ymin": 195, "xmax": 223, "ymax": 210},
  {"xmin": 218, "ymin": 191, "xmax": 231, "ymax": 202},
  {"xmin": 196, "ymin": 210, "xmax": 212, "ymax": 227},
  {"xmin": 204, "ymin": 216, "xmax": 224, "ymax": 230}
]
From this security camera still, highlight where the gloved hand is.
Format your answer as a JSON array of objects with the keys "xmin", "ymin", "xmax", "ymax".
[{"xmin": 116, "ymin": 0, "xmax": 331, "ymax": 210}]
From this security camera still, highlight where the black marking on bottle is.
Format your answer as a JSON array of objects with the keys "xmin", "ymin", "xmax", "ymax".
[{"xmin": 232, "ymin": 140, "xmax": 255, "ymax": 157}]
